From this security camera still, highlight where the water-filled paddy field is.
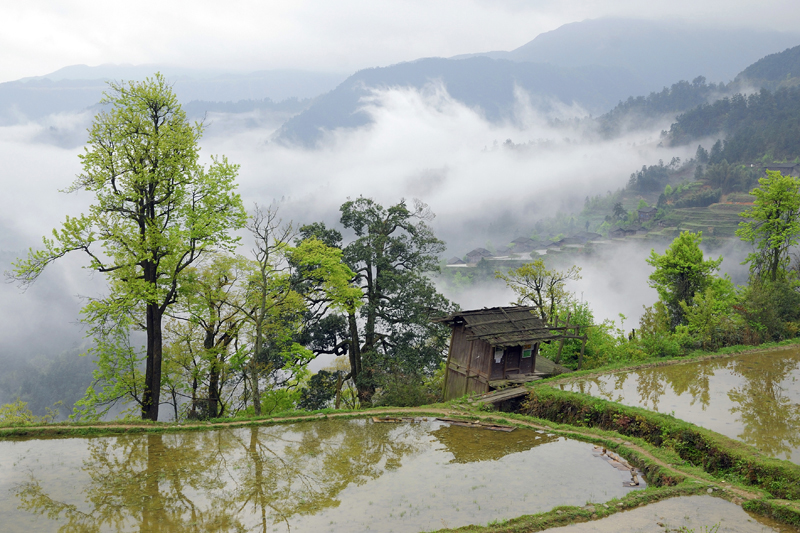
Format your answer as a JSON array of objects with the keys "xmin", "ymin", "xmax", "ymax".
[
  {"xmin": 559, "ymin": 347, "xmax": 800, "ymax": 464},
  {"xmin": 1, "ymin": 418, "xmax": 644, "ymax": 532}
]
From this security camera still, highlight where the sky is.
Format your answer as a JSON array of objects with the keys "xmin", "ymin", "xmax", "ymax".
[{"xmin": 4, "ymin": 0, "xmax": 800, "ymax": 83}]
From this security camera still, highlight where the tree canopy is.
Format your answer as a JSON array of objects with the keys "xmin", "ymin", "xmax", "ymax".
[
  {"xmin": 300, "ymin": 197, "xmax": 454, "ymax": 404},
  {"xmin": 496, "ymin": 260, "xmax": 582, "ymax": 324},
  {"xmin": 736, "ymin": 169, "xmax": 800, "ymax": 282},
  {"xmin": 11, "ymin": 74, "xmax": 247, "ymax": 420},
  {"xmin": 646, "ymin": 231, "xmax": 722, "ymax": 329}
]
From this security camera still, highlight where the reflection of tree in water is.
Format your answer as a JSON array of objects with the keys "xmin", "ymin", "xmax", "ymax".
[
  {"xmin": 564, "ymin": 373, "xmax": 629, "ymax": 404},
  {"xmin": 430, "ymin": 424, "xmax": 557, "ymax": 464},
  {"xmin": 14, "ymin": 419, "xmax": 427, "ymax": 532},
  {"xmin": 16, "ymin": 432, "xmax": 241, "ymax": 532},
  {"xmin": 227, "ymin": 420, "xmax": 426, "ymax": 531},
  {"xmin": 659, "ymin": 359, "xmax": 726, "ymax": 410},
  {"xmin": 580, "ymin": 361, "xmax": 725, "ymax": 411},
  {"xmin": 728, "ymin": 353, "xmax": 800, "ymax": 459}
]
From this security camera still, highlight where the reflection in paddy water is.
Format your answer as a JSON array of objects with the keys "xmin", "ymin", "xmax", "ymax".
[
  {"xmin": 1, "ymin": 419, "xmax": 643, "ymax": 532},
  {"xmin": 561, "ymin": 348, "xmax": 800, "ymax": 463}
]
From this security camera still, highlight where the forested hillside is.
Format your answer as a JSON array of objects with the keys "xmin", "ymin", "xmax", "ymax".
[
  {"xmin": 667, "ymin": 87, "xmax": 800, "ymax": 162},
  {"xmin": 735, "ymin": 44, "xmax": 800, "ymax": 90},
  {"xmin": 594, "ymin": 76, "xmax": 724, "ymax": 137}
]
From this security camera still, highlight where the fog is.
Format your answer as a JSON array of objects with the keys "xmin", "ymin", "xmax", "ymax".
[
  {"xmin": 205, "ymin": 84, "xmax": 688, "ymax": 251},
  {"xmin": 0, "ymin": 82, "xmax": 740, "ymax": 402}
]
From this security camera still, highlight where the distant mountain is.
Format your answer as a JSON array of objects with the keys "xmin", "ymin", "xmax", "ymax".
[
  {"xmin": 455, "ymin": 18, "xmax": 800, "ymax": 92},
  {"xmin": 275, "ymin": 57, "xmax": 646, "ymax": 146},
  {"xmin": 276, "ymin": 19, "xmax": 800, "ymax": 147},
  {"xmin": 0, "ymin": 65, "xmax": 347, "ymax": 125}
]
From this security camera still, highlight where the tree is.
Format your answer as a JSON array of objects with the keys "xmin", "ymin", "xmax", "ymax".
[
  {"xmin": 335, "ymin": 197, "xmax": 453, "ymax": 403},
  {"xmin": 238, "ymin": 206, "xmax": 359, "ymax": 416},
  {"xmin": 646, "ymin": 231, "xmax": 722, "ymax": 328},
  {"xmin": 736, "ymin": 169, "xmax": 800, "ymax": 282},
  {"xmin": 495, "ymin": 259, "xmax": 581, "ymax": 323},
  {"xmin": 10, "ymin": 74, "xmax": 246, "ymax": 420},
  {"xmin": 163, "ymin": 254, "xmax": 250, "ymax": 420}
]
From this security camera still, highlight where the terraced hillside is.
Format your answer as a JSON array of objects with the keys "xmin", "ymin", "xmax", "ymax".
[{"xmin": 649, "ymin": 203, "xmax": 749, "ymax": 240}]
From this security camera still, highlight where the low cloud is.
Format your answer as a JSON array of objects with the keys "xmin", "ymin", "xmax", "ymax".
[{"xmin": 1, "ymin": 82, "xmax": 701, "ymax": 364}]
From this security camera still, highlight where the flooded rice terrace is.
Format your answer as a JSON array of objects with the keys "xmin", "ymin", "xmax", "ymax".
[
  {"xmin": 560, "ymin": 347, "xmax": 800, "ymax": 463},
  {"xmin": 1, "ymin": 418, "xmax": 644, "ymax": 532}
]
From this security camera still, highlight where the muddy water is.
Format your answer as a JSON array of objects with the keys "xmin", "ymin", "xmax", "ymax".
[
  {"xmin": 546, "ymin": 495, "xmax": 785, "ymax": 533},
  {"xmin": 1, "ymin": 418, "xmax": 644, "ymax": 532},
  {"xmin": 560, "ymin": 348, "xmax": 800, "ymax": 463}
]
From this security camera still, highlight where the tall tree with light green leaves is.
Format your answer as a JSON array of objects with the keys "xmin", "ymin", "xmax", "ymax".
[
  {"xmin": 647, "ymin": 231, "xmax": 722, "ymax": 329},
  {"xmin": 496, "ymin": 259, "xmax": 582, "ymax": 324},
  {"xmin": 736, "ymin": 169, "xmax": 800, "ymax": 282},
  {"xmin": 10, "ymin": 74, "xmax": 247, "ymax": 421}
]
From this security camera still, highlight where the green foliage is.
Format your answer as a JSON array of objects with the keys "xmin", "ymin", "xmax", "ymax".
[
  {"xmin": 637, "ymin": 302, "xmax": 689, "ymax": 358},
  {"xmin": 737, "ymin": 170, "xmax": 800, "ymax": 282},
  {"xmin": 668, "ymin": 88, "xmax": 800, "ymax": 163},
  {"xmin": 496, "ymin": 260, "xmax": 581, "ymax": 323},
  {"xmin": 672, "ymin": 187, "xmax": 721, "ymax": 208},
  {"xmin": 298, "ymin": 370, "xmax": 344, "ymax": 410},
  {"xmin": 333, "ymin": 197, "xmax": 455, "ymax": 403},
  {"xmin": 537, "ymin": 303, "xmax": 648, "ymax": 370},
  {"xmin": 679, "ymin": 277, "xmax": 744, "ymax": 350},
  {"xmin": 738, "ymin": 280, "xmax": 800, "ymax": 342},
  {"xmin": 0, "ymin": 399, "xmax": 61, "ymax": 425},
  {"xmin": 12, "ymin": 74, "xmax": 247, "ymax": 421},
  {"xmin": 702, "ymin": 160, "xmax": 758, "ymax": 193},
  {"xmin": 597, "ymin": 76, "xmax": 722, "ymax": 137},
  {"xmin": 628, "ymin": 162, "xmax": 670, "ymax": 192},
  {"xmin": 371, "ymin": 370, "xmax": 441, "ymax": 407},
  {"xmin": 647, "ymin": 231, "xmax": 723, "ymax": 328}
]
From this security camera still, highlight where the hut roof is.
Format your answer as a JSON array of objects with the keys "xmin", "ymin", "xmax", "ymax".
[
  {"xmin": 434, "ymin": 306, "xmax": 568, "ymax": 346},
  {"xmin": 466, "ymin": 247, "xmax": 493, "ymax": 258},
  {"xmin": 447, "ymin": 256, "xmax": 466, "ymax": 265}
]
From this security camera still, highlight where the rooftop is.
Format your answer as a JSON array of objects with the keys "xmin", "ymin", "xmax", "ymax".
[{"xmin": 434, "ymin": 306, "xmax": 572, "ymax": 346}]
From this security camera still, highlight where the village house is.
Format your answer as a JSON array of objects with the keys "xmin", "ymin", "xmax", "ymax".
[
  {"xmin": 638, "ymin": 206, "xmax": 658, "ymax": 222},
  {"xmin": 435, "ymin": 306, "xmax": 580, "ymax": 401},
  {"xmin": 609, "ymin": 225, "xmax": 647, "ymax": 238},
  {"xmin": 446, "ymin": 256, "xmax": 467, "ymax": 266},
  {"xmin": 465, "ymin": 247, "xmax": 493, "ymax": 264},
  {"xmin": 762, "ymin": 163, "xmax": 800, "ymax": 177}
]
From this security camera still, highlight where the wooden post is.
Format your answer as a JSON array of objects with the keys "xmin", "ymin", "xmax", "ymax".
[
  {"xmin": 554, "ymin": 312, "xmax": 571, "ymax": 364},
  {"xmin": 579, "ymin": 334, "xmax": 587, "ymax": 370}
]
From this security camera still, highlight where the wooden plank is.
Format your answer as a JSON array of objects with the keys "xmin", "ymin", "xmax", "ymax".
[
  {"xmin": 473, "ymin": 385, "xmax": 531, "ymax": 404},
  {"xmin": 435, "ymin": 417, "xmax": 516, "ymax": 432}
]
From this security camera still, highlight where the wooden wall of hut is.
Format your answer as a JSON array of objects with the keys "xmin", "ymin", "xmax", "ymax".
[{"xmin": 443, "ymin": 324, "xmax": 538, "ymax": 401}]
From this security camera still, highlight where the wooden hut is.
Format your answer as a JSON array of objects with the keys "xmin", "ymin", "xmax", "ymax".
[{"xmin": 435, "ymin": 306, "xmax": 582, "ymax": 401}]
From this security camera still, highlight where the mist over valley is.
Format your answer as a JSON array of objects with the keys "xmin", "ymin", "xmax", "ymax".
[{"xmin": 1, "ymin": 13, "xmax": 798, "ymax": 423}]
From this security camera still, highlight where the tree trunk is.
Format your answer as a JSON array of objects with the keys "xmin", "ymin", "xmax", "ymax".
[
  {"xmin": 250, "ymin": 358, "xmax": 261, "ymax": 416},
  {"xmin": 142, "ymin": 303, "xmax": 163, "ymax": 421},
  {"xmin": 204, "ymin": 328, "xmax": 219, "ymax": 419},
  {"xmin": 251, "ymin": 310, "xmax": 264, "ymax": 416}
]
